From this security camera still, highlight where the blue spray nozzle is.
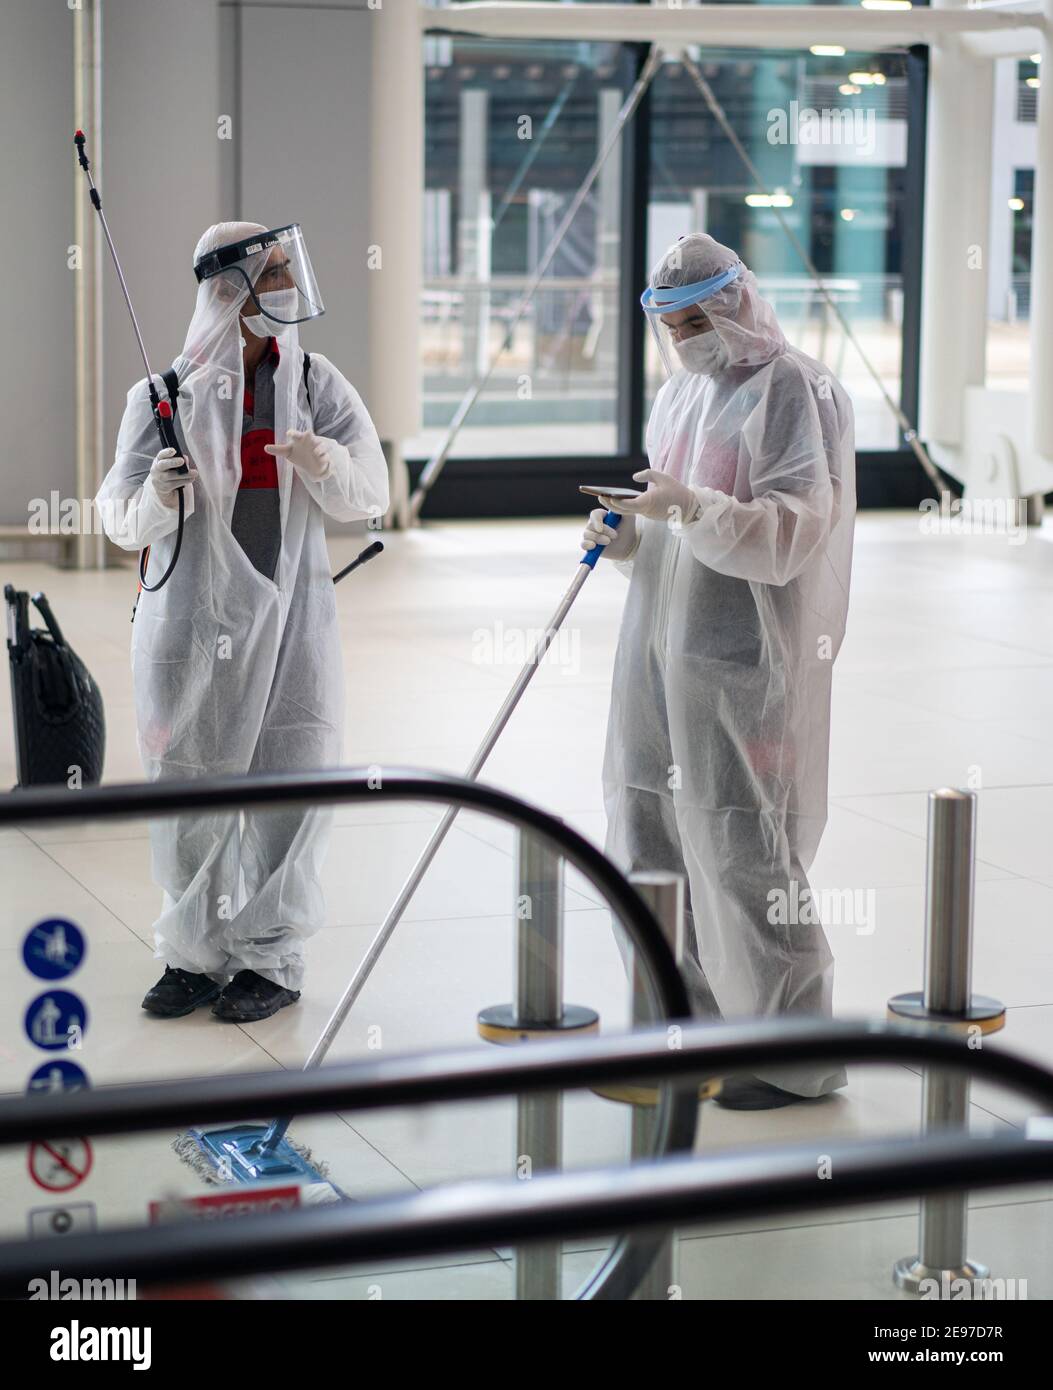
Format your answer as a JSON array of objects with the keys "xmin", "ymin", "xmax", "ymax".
[{"xmin": 580, "ymin": 509, "xmax": 622, "ymax": 568}]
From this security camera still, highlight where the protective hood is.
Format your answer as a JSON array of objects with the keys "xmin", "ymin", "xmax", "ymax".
[
  {"xmin": 166, "ymin": 221, "xmax": 306, "ymax": 523},
  {"xmin": 643, "ymin": 233, "xmax": 787, "ymax": 377}
]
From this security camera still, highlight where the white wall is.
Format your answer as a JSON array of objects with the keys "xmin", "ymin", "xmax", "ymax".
[
  {"xmin": 0, "ymin": 2, "xmax": 76, "ymax": 526},
  {"xmin": 0, "ymin": 0, "xmax": 220, "ymax": 529},
  {"xmin": 239, "ymin": 5, "xmax": 374, "ymax": 393},
  {"xmin": 101, "ymin": 0, "xmax": 223, "ymax": 462},
  {"xmin": 2, "ymin": 0, "xmax": 410, "ymax": 535}
]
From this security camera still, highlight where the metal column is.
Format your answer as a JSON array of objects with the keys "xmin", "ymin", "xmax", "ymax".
[
  {"xmin": 594, "ymin": 87, "xmax": 623, "ymax": 385},
  {"xmin": 889, "ymin": 789, "xmax": 1005, "ymax": 1294},
  {"xmin": 628, "ymin": 872, "xmax": 685, "ymax": 1302},
  {"xmin": 513, "ymin": 832, "xmax": 563, "ymax": 1301},
  {"xmin": 476, "ymin": 829, "xmax": 600, "ymax": 1299},
  {"xmin": 458, "ymin": 88, "xmax": 492, "ymax": 381}
]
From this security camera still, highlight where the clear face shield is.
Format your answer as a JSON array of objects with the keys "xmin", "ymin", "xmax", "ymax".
[
  {"xmin": 640, "ymin": 265, "xmax": 741, "ymax": 378},
  {"xmin": 193, "ymin": 223, "xmax": 325, "ymax": 328}
]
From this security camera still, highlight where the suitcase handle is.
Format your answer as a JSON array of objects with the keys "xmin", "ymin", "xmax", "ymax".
[
  {"xmin": 4, "ymin": 584, "xmax": 17, "ymax": 648},
  {"xmin": 31, "ymin": 592, "xmax": 67, "ymax": 648},
  {"xmin": 4, "ymin": 585, "xmax": 31, "ymax": 657}
]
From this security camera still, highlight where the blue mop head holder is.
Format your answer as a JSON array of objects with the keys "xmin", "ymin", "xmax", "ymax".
[{"xmin": 580, "ymin": 510, "xmax": 622, "ymax": 568}]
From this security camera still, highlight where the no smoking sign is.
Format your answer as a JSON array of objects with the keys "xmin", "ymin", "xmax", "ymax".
[{"xmin": 28, "ymin": 1138, "xmax": 93, "ymax": 1193}]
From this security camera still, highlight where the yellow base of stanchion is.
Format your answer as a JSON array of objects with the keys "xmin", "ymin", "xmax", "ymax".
[
  {"xmin": 476, "ymin": 1002, "xmax": 599, "ymax": 1046},
  {"xmin": 590, "ymin": 1078, "xmax": 722, "ymax": 1107},
  {"xmin": 887, "ymin": 991, "xmax": 1006, "ymax": 1036}
]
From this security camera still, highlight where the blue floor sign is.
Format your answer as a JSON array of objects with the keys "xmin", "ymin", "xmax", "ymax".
[
  {"xmin": 24, "ymin": 991, "xmax": 88, "ymax": 1052},
  {"xmin": 26, "ymin": 1060, "xmax": 91, "ymax": 1096},
  {"xmin": 22, "ymin": 919, "xmax": 86, "ymax": 981}
]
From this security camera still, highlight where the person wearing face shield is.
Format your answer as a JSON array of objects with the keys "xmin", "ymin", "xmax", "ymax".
[
  {"xmin": 96, "ymin": 222, "xmax": 389, "ymax": 1022},
  {"xmin": 583, "ymin": 233, "xmax": 855, "ymax": 1109}
]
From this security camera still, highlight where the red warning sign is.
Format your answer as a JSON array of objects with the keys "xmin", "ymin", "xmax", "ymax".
[
  {"xmin": 148, "ymin": 1185, "xmax": 302, "ymax": 1223},
  {"xmin": 28, "ymin": 1139, "xmax": 93, "ymax": 1192}
]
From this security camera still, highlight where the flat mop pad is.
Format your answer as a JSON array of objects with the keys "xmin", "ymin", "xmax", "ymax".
[{"xmin": 173, "ymin": 1125, "xmax": 342, "ymax": 1195}]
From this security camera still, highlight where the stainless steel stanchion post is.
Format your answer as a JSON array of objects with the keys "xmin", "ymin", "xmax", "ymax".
[
  {"xmin": 889, "ymin": 789, "xmax": 1005, "ymax": 1294},
  {"xmin": 626, "ymin": 872, "xmax": 687, "ymax": 1301},
  {"xmin": 514, "ymin": 832, "xmax": 562, "ymax": 1302},
  {"xmin": 477, "ymin": 830, "xmax": 599, "ymax": 1300}
]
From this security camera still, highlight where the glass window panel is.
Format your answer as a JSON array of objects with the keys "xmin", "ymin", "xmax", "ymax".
[{"xmin": 417, "ymin": 37, "xmax": 633, "ymax": 461}]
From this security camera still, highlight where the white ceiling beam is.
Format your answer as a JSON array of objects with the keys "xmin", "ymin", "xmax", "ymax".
[
  {"xmin": 423, "ymin": 2, "xmax": 1046, "ymax": 55},
  {"xmin": 960, "ymin": 27, "xmax": 1044, "ymax": 57}
]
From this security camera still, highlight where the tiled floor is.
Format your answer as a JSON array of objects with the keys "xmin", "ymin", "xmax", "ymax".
[{"xmin": 1, "ymin": 510, "xmax": 1051, "ymax": 1299}]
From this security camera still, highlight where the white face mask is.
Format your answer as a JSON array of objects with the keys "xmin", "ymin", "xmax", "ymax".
[
  {"xmin": 242, "ymin": 288, "xmax": 299, "ymax": 337},
  {"xmin": 673, "ymin": 328, "xmax": 727, "ymax": 376}
]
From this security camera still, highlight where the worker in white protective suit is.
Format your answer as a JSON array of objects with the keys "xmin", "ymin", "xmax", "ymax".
[
  {"xmin": 582, "ymin": 234, "xmax": 855, "ymax": 1108},
  {"xmin": 97, "ymin": 222, "xmax": 389, "ymax": 1022}
]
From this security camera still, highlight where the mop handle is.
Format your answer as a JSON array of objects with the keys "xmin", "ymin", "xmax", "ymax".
[
  {"xmin": 322, "ymin": 510, "xmax": 622, "ymax": 1032},
  {"xmin": 258, "ymin": 514, "xmax": 622, "ymax": 1155},
  {"xmin": 580, "ymin": 510, "xmax": 622, "ymax": 568}
]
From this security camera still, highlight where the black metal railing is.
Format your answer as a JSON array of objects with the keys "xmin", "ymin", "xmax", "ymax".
[
  {"xmin": 5, "ymin": 772, "xmax": 1052, "ymax": 1300},
  {"xmin": 0, "ymin": 1019, "xmax": 1052, "ymax": 1298},
  {"xmin": 0, "ymin": 767, "xmax": 697, "ymax": 1301}
]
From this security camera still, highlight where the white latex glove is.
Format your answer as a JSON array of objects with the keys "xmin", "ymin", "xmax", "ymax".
[
  {"xmin": 580, "ymin": 507, "xmax": 638, "ymax": 562},
  {"xmin": 601, "ymin": 469, "xmax": 701, "ymax": 528},
  {"xmin": 264, "ymin": 429, "xmax": 338, "ymax": 482},
  {"xmin": 148, "ymin": 448, "xmax": 197, "ymax": 508}
]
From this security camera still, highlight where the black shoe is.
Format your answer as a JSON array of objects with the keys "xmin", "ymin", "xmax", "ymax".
[
  {"xmin": 212, "ymin": 970, "xmax": 301, "ymax": 1023},
  {"xmin": 714, "ymin": 1075, "xmax": 818, "ymax": 1111},
  {"xmin": 142, "ymin": 966, "xmax": 223, "ymax": 1019}
]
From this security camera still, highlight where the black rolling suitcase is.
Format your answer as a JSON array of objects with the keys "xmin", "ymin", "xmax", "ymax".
[{"xmin": 4, "ymin": 585, "xmax": 106, "ymax": 788}]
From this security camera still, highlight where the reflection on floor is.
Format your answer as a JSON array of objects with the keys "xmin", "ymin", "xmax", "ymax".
[{"xmin": 1, "ymin": 511, "xmax": 1052, "ymax": 1299}]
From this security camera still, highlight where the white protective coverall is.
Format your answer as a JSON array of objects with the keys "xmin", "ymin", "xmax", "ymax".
[
  {"xmin": 97, "ymin": 222, "xmax": 389, "ymax": 990},
  {"xmin": 603, "ymin": 234, "xmax": 855, "ymax": 1096}
]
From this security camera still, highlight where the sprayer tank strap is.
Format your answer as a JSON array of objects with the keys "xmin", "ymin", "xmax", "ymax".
[{"xmin": 161, "ymin": 367, "xmax": 179, "ymax": 414}]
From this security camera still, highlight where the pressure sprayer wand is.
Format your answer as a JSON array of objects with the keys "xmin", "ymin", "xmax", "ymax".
[
  {"xmin": 256, "ymin": 513, "xmax": 622, "ymax": 1159},
  {"xmin": 74, "ymin": 131, "xmax": 155, "ymax": 388},
  {"xmin": 74, "ymin": 130, "xmax": 186, "ymax": 592},
  {"xmin": 332, "ymin": 539, "xmax": 384, "ymax": 585}
]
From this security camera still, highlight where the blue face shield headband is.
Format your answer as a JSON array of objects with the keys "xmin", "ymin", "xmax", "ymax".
[{"xmin": 639, "ymin": 265, "xmax": 740, "ymax": 314}]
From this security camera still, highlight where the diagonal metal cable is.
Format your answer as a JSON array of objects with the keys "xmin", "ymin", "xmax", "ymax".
[{"xmin": 679, "ymin": 48, "xmax": 943, "ymax": 494}]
